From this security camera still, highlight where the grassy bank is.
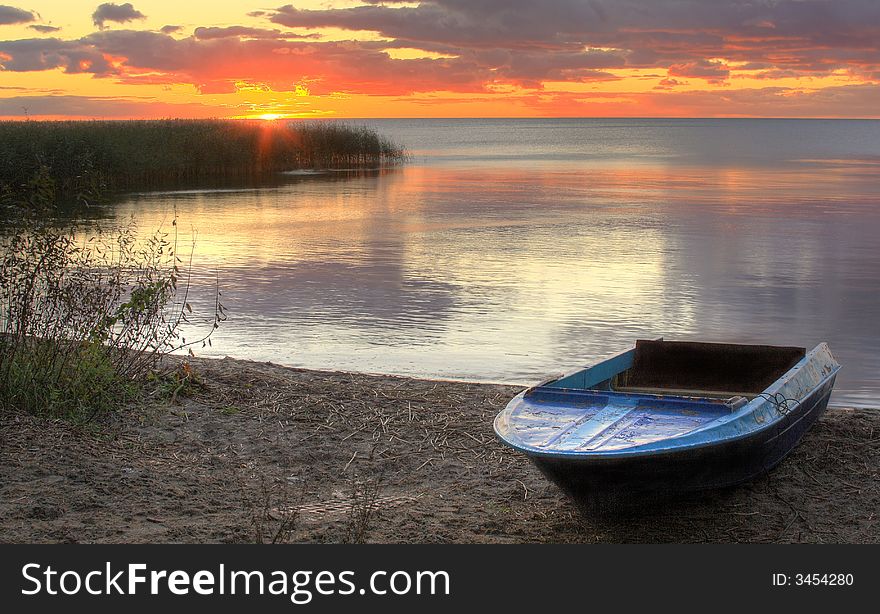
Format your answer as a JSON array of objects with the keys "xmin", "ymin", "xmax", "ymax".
[
  {"xmin": 0, "ymin": 119, "xmax": 406, "ymax": 206},
  {"xmin": 0, "ymin": 356, "xmax": 876, "ymax": 543}
]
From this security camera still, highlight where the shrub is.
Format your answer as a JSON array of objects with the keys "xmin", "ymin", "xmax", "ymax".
[{"xmin": 0, "ymin": 207, "xmax": 224, "ymax": 421}]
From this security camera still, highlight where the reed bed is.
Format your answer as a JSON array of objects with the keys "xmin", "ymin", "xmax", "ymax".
[{"xmin": 0, "ymin": 119, "xmax": 406, "ymax": 205}]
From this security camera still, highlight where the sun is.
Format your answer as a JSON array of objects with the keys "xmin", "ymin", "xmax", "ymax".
[{"xmin": 258, "ymin": 113, "xmax": 283, "ymax": 121}]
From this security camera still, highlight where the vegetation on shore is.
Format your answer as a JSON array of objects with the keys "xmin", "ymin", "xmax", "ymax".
[
  {"xmin": 0, "ymin": 188, "xmax": 223, "ymax": 420},
  {"xmin": 0, "ymin": 117, "xmax": 406, "ymax": 419},
  {"xmin": 0, "ymin": 119, "xmax": 406, "ymax": 207}
]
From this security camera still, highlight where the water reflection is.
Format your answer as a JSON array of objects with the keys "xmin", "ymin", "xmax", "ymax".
[{"xmin": 111, "ymin": 135, "xmax": 880, "ymax": 407}]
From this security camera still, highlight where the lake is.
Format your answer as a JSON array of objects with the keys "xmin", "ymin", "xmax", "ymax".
[{"xmin": 111, "ymin": 118, "xmax": 880, "ymax": 407}]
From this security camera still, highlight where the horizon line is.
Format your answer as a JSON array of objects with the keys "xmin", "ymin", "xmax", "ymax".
[{"xmin": 2, "ymin": 116, "xmax": 880, "ymax": 122}]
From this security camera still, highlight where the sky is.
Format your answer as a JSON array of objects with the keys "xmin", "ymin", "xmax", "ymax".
[{"xmin": 1, "ymin": 1, "xmax": 880, "ymax": 119}]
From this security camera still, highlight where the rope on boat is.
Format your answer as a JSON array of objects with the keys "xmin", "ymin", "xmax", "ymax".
[{"xmin": 756, "ymin": 392, "xmax": 801, "ymax": 416}]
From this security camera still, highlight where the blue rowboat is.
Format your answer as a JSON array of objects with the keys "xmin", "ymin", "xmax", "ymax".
[{"xmin": 494, "ymin": 340, "xmax": 841, "ymax": 512}]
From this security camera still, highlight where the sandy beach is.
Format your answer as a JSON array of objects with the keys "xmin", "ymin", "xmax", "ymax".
[{"xmin": 1, "ymin": 356, "xmax": 877, "ymax": 544}]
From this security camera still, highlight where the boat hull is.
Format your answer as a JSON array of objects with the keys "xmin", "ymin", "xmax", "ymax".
[{"xmin": 528, "ymin": 375, "xmax": 836, "ymax": 512}]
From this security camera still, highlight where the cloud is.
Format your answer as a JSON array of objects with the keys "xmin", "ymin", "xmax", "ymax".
[
  {"xmin": 193, "ymin": 26, "xmax": 318, "ymax": 40},
  {"xmin": 0, "ymin": 38, "xmax": 117, "ymax": 74},
  {"xmin": 262, "ymin": 1, "xmax": 880, "ymax": 75},
  {"xmin": 0, "ymin": 30, "xmax": 491, "ymax": 95},
  {"xmin": 668, "ymin": 59, "xmax": 730, "ymax": 83},
  {"xmin": 28, "ymin": 24, "xmax": 60, "ymax": 33},
  {"xmin": 751, "ymin": 69, "xmax": 813, "ymax": 80},
  {"xmin": 3, "ymin": 0, "xmax": 880, "ymax": 102},
  {"xmin": 92, "ymin": 3, "xmax": 146, "ymax": 29},
  {"xmin": 2, "ymin": 1, "xmax": 880, "ymax": 118},
  {"xmin": 267, "ymin": 1, "xmax": 605, "ymax": 48},
  {"xmin": 0, "ymin": 4, "xmax": 35, "ymax": 25},
  {"xmin": 655, "ymin": 77, "xmax": 685, "ymax": 90}
]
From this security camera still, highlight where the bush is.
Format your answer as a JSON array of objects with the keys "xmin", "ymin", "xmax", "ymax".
[{"xmin": 0, "ymin": 207, "xmax": 224, "ymax": 421}]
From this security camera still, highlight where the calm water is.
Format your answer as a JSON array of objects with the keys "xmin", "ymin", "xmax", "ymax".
[{"xmin": 112, "ymin": 119, "xmax": 880, "ymax": 407}]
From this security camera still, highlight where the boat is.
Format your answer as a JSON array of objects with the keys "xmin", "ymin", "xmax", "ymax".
[{"xmin": 493, "ymin": 339, "xmax": 841, "ymax": 511}]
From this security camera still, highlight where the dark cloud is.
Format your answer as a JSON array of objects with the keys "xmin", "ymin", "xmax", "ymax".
[
  {"xmin": 480, "ymin": 48, "xmax": 622, "ymax": 86},
  {"xmin": 263, "ymin": 1, "xmax": 880, "ymax": 74},
  {"xmin": 81, "ymin": 30, "xmax": 186, "ymax": 71},
  {"xmin": 92, "ymin": 3, "xmax": 146, "ymax": 29},
  {"xmin": 0, "ymin": 4, "xmax": 35, "ymax": 25},
  {"xmin": 193, "ymin": 26, "xmax": 318, "ymax": 40},
  {"xmin": 751, "ymin": 69, "xmax": 814, "ymax": 80},
  {"xmin": 268, "ymin": 1, "xmax": 604, "ymax": 48},
  {"xmin": 194, "ymin": 26, "xmax": 281, "ymax": 40},
  {"xmin": 160, "ymin": 24, "xmax": 182, "ymax": 34},
  {"xmin": 28, "ymin": 24, "xmax": 61, "ymax": 33},
  {"xmin": 655, "ymin": 77, "xmax": 685, "ymax": 90},
  {"xmin": 668, "ymin": 59, "xmax": 730, "ymax": 83},
  {"xmin": 0, "ymin": 37, "xmax": 117, "ymax": 74}
]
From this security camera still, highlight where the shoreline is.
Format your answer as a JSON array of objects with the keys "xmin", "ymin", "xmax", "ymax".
[
  {"xmin": 173, "ymin": 354, "xmax": 877, "ymax": 411},
  {"xmin": 1, "ymin": 355, "xmax": 877, "ymax": 543}
]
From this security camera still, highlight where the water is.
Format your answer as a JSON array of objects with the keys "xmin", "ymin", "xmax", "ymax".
[{"xmin": 110, "ymin": 118, "xmax": 880, "ymax": 407}]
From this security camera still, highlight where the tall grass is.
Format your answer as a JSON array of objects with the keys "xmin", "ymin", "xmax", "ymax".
[{"xmin": 0, "ymin": 119, "xmax": 406, "ymax": 206}]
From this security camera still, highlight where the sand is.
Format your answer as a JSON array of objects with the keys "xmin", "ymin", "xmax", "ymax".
[{"xmin": 0, "ymin": 356, "xmax": 877, "ymax": 543}]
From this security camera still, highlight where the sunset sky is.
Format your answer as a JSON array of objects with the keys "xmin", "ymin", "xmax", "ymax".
[{"xmin": 1, "ymin": 1, "xmax": 879, "ymax": 119}]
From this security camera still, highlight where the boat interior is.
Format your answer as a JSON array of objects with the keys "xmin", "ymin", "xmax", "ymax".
[
  {"xmin": 502, "ymin": 341, "xmax": 812, "ymax": 453},
  {"xmin": 548, "ymin": 340, "xmax": 805, "ymax": 402},
  {"xmin": 609, "ymin": 340, "xmax": 805, "ymax": 400}
]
